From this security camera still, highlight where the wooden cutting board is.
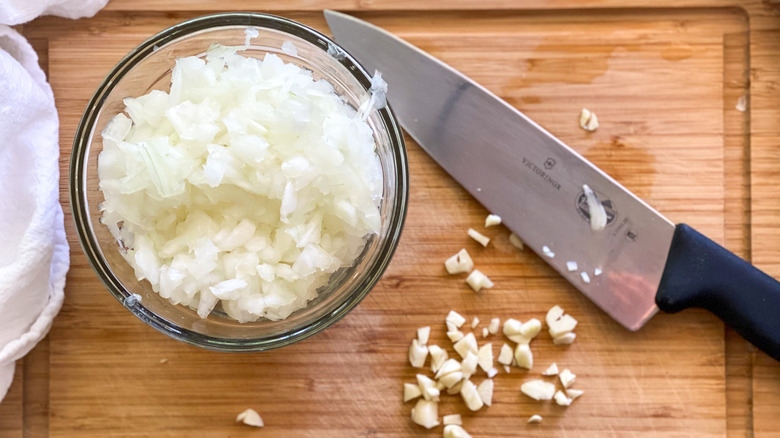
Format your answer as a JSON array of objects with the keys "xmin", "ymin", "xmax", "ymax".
[{"xmin": 3, "ymin": 0, "xmax": 780, "ymax": 436}]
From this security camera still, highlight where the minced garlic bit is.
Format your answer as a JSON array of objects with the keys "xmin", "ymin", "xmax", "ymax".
[
  {"xmin": 553, "ymin": 332, "xmax": 577, "ymax": 345},
  {"xmin": 461, "ymin": 351, "xmax": 479, "ymax": 380},
  {"xmin": 429, "ymin": 345, "xmax": 448, "ymax": 373},
  {"xmin": 546, "ymin": 305, "xmax": 578, "ymax": 339},
  {"xmin": 521, "ymin": 380, "xmax": 556, "ymax": 401},
  {"xmin": 477, "ymin": 379, "xmax": 494, "ymax": 406},
  {"xmin": 424, "ymin": 386, "xmax": 441, "ymax": 402},
  {"xmin": 411, "ymin": 399, "xmax": 439, "ymax": 429},
  {"xmin": 542, "ymin": 363, "xmax": 559, "ymax": 376},
  {"xmin": 471, "ymin": 317, "xmax": 480, "ymax": 329},
  {"xmin": 581, "ymin": 271, "xmax": 591, "ymax": 283},
  {"xmin": 482, "ymin": 327, "xmax": 489, "ymax": 338},
  {"xmin": 446, "ymin": 310, "xmax": 467, "ymax": 328},
  {"xmin": 498, "ymin": 343, "xmax": 513, "ymax": 366},
  {"xmin": 447, "ymin": 331, "xmax": 464, "ymax": 343},
  {"xmin": 583, "ymin": 184, "xmax": 607, "ymax": 231},
  {"xmin": 435, "ymin": 359, "xmax": 462, "ymax": 380},
  {"xmin": 460, "ymin": 380, "xmax": 484, "ymax": 411},
  {"xmin": 509, "ymin": 233, "xmax": 524, "ymax": 250},
  {"xmin": 559, "ymin": 369, "xmax": 576, "ymax": 389},
  {"xmin": 514, "ymin": 344, "xmax": 533, "ymax": 370},
  {"xmin": 503, "ymin": 318, "xmax": 541, "ymax": 344},
  {"xmin": 409, "ymin": 338, "xmax": 429, "ymax": 368},
  {"xmin": 594, "ymin": 267, "xmax": 603, "ymax": 276},
  {"xmin": 503, "ymin": 365, "xmax": 511, "ymax": 373},
  {"xmin": 567, "ymin": 388, "xmax": 584, "ymax": 400},
  {"xmin": 554, "ymin": 390, "xmax": 573, "ymax": 406},
  {"xmin": 487, "ymin": 368, "xmax": 498, "ymax": 378},
  {"xmin": 467, "ymin": 228, "xmax": 490, "ymax": 247},
  {"xmin": 485, "ymin": 214, "xmax": 502, "ymax": 227},
  {"xmin": 488, "ymin": 318, "xmax": 500, "ymax": 334},
  {"xmin": 417, "ymin": 374, "xmax": 437, "ymax": 394},
  {"xmin": 418, "ymin": 326, "xmax": 431, "ymax": 345},
  {"xmin": 477, "ymin": 344, "xmax": 493, "ymax": 373},
  {"xmin": 542, "ymin": 245, "xmax": 555, "ymax": 258},
  {"xmin": 445, "ymin": 248, "xmax": 474, "ymax": 275},
  {"xmin": 566, "ymin": 261, "xmax": 578, "ymax": 272},
  {"xmin": 443, "ymin": 414, "xmax": 462, "ymax": 426},
  {"xmin": 466, "ymin": 270, "xmax": 494, "ymax": 292},
  {"xmin": 404, "ymin": 382, "xmax": 422, "ymax": 402},
  {"xmin": 443, "ymin": 424, "xmax": 473, "ymax": 438},
  {"xmin": 454, "ymin": 333, "xmax": 478, "ymax": 359},
  {"xmin": 528, "ymin": 414, "xmax": 543, "ymax": 424},
  {"xmin": 236, "ymin": 408, "xmax": 264, "ymax": 427},
  {"xmin": 736, "ymin": 95, "xmax": 747, "ymax": 112},
  {"xmin": 579, "ymin": 108, "xmax": 599, "ymax": 131}
]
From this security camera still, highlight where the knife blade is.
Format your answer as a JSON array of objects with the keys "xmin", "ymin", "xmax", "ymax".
[{"xmin": 324, "ymin": 10, "xmax": 780, "ymax": 360}]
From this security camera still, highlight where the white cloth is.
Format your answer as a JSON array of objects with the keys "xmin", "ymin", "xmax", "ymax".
[{"xmin": 0, "ymin": 0, "xmax": 107, "ymax": 401}]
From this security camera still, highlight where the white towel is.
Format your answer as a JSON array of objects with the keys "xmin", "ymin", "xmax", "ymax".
[{"xmin": 0, "ymin": 0, "xmax": 108, "ymax": 401}]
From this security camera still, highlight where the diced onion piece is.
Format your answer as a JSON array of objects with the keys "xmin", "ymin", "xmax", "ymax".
[
  {"xmin": 566, "ymin": 389, "xmax": 584, "ymax": 400},
  {"xmin": 409, "ymin": 339, "xmax": 428, "ymax": 368},
  {"xmin": 582, "ymin": 184, "xmax": 607, "ymax": 231},
  {"xmin": 528, "ymin": 415, "xmax": 543, "ymax": 424},
  {"xmin": 461, "ymin": 351, "xmax": 478, "ymax": 380},
  {"xmin": 497, "ymin": 343, "xmax": 513, "ymax": 366},
  {"xmin": 471, "ymin": 317, "xmax": 480, "ymax": 329},
  {"xmin": 553, "ymin": 332, "xmax": 577, "ymax": 345},
  {"xmin": 445, "ymin": 248, "xmax": 474, "ymax": 275},
  {"xmin": 418, "ymin": 326, "xmax": 431, "ymax": 345},
  {"xmin": 477, "ymin": 343, "xmax": 493, "ymax": 373},
  {"xmin": 485, "ymin": 214, "xmax": 502, "ymax": 227},
  {"xmin": 454, "ymin": 333, "xmax": 478, "ymax": 359},
  {"xmin": 521, "ymin": 380, "xmax": 556, "ymax": 401},
  {"xmin": 542, "ymin": 245, "xmax": 555, "ymax": 258},
  {"xmin": 460, "ymin": 380, "xmax": 484, "ymax": 411},
  {"xmin": 509, "ymin": 233, "xmax": 524, "ymax": 250},
  {"xmin": 411, "ymin": 399, "xmax": 439, "ymax": 429},
  {"xmin": 446, "ymin": 310, "xmax": 467, "ymax": 328},
  {"xmin": 443, "ymin": 425, "xmax": 473, "ymax": 438},
  {"xmin": 466, "ymin": 270, "xmax": 494, "ymax": 292},
  {"xmin": 467, "ymin": 228, "xmax": 490, "ymax": 247},
  {"xmin": 566, "ymin": 261, "xmax": 578, "ymax": 272},
  {"xmin": 429, "ymin": 345, "xmax": 448, "ymax": 373},
  {"xmin": 477, "ymin": 379, "xmax": 494, "ymax": 406},
  {"xmin": 559, "ymin": 369, "xmax": 576, "ymax": 389},
  {"xmin": 236, "ymin": 408, "xmax": 264, "ymax": 427},
  {"xmin": 488, "ymin": 318, "xmax": 500, "ymax": 334},
  {"xmin": 554, "ymin": 390, "xmax": 573, "ymax": 406},
  {"xmin": 404, "ymin": 382, "xmax": 422, "ymax": 402},
  {"xmin": 542, "ymin": 363, "xmax": 559, "ymax": 376},
  {"xmin": 514, "ymin": 344, "xmax": 533, "ymax": 370},
  {"xmin": 442, "ymin": 414, "xmax": 462, "ymax": 426}
]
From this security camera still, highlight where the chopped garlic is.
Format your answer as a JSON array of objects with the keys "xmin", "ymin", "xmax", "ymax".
[
  {"xmin": 447, "ymin": 331, "xmax": 465, "ymax": 343},
  {"xmin": 461, "ymin": 351, "xmax": 479, "ymax": 380},
  {"xmin": 504, "ymin": 318, "xmax": 541, "ymax": 344},
  {"xmin": 411, "ymin": 399, "xmax": 439, "ymax": 429},
  {"xmin": 594, "ymin": 268, "xmax": 603, "ymax": 276},
  {"xmin": 566, "ymin": 388, "xmax": 584, "ymax": 400},
  {"xmin": 553, "ymin": 332, "xmax": 577, "ymax": 345},
  {"xmin": 545, "ymin": 306, "xmax": 564, "ymax": 325},
  {"xmin": 435, "ymin": 380, "xmax": 445, "ymax": 391},
  {"xmin": 460, "ymin": 380, "xmax": 484, "ymax": 411},
  {"xmin": 498, "ymin": 343, "xmax": 513, "ymax": 365},
  {"xmin": 409, "ymin": 339, "xmax": 429, "ymax": 368},
  {"xmin": 509, "ymin": 233, "xmax": 524, "ymax": 250},
  {"xmin": 418, "ymin": 326, "xmax": 431, "ymax": 345},
  {"xmin": 466, "ymin": 269, "xmax": 494, "ymax": 292},
  {"xmin": 445, "ymin": 249, "xmax": 474, "ymax": 275},
  {"xmin": 417, "ymin": 374, "xmax": 437, "ymax": 394},
  {"xmin": 439, "ymin": 371, "xmax": 465, "ymax": 389},
  {"xmin": 487, "ymin": 368, "xmax": 498, "ymax": 378},
  {"xmin": 542, "ymin": 245, "xmax": 555, "ymax": 258},
  {"xmin": 424, "ymin": 386, "xmax": 441, "ymax": 402},
  {"xmin": 435, "ymin": 359, "xmax": 462, "ymax": 379},
  {"xmin": 554, "ymin": 390, "xmax": 573, "ymax": 406},
  {"xmin": 502, "ymin": 318, "xmax": 522, "ymax": 338},
  {"xmin": 471, "ymin": 317, "xmax": 480, "ymax": 329},
  {"xmin": 477, "ymin": 344, "xmax": 493, "ymax": 373},
  {"xmin": 542, "ymin": 363, "xmax": 559, "ymax": 376},
  {"xmin": 446, "ymin": 310, "xmax": 467, "ymax": 328},
  {"xmin": 566, "ymin": 261, "xmax": 578, "ymax": 272},
  {"xmin": 446, "ymin": 321, "xmax": 458, "ymax": 333},
  {"xmin": 528, "ymin": 415, "xmax": 543, "ymax": 424},
  {"xmin": 467, "ymin": 228, "xmax": 490, "ymax": 247},
  {"xmin": 521, "ymin": 380, "xmax": 556, "ymax": 401},
  {"xmin": 579, "ymin": 108, "xmax": 599, "ymax": 131},
  {"xmin": 582, "ymin": 184, "xmax": 607, "ymax": 231},
  {"xmin": 503, "ymin": 365, "xmax": 511, "ymax": 374},
  {"xmin": 454, "ymin": 333, "xmax": 478, "ymax": 359},
  {"xmin": 446, "ymin": 379, "xmax": 464, "ymax": 395},
  {"xmin": 559, "ymin": 369, "xmax": 576, "ymax": 389},
  {"xmin": 236, "ymin": 408, "xmax": 264, "ymax": 427},
  {"xmin": 736, "ymin": 95, "xmax": 747, "ymax": 112},
  {"xmin": 477, "ymin": 379, "xmax": 494, "ymax": 406},
  {"xmin": 488, "ymin": 318, "xmax": 500, "ymax": 334},
  {"xmin": 443, "ymin": 414, "xmax": 462, "ymax": 426},
  {"xmin": 514, "ymin": 344, "xmax": 533, "ymax": 370},
  {"xmin": 404, "ymin": 382, "xmax": 423, "ymax": 402},
  {"xmin": 429, "ymin": 345, "xmax": 448, "ymax": 373},
  {"xmin": 443, "ymin": 424, "xmax": 473, "ymax": 438},
  {"xmin": 581, "ymin": 271, "xmax": 591, "ymax": 284},
  {"xmin": 482, "ymin": 327, "xmax": 489, "ymax": 338},
  {"xmin": 546, "ymin": 305, "xmax": 578, "ymax": 338},
  {"xmin": 485, "ymin": 214, "xmax": 502, "ymax": 227}
]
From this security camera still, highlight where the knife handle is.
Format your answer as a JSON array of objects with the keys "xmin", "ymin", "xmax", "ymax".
[{"xmin": 656, "ymin": 223, "xmax": 780, "ymax": 361}]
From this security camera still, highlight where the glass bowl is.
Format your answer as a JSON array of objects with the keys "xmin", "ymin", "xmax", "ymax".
[{"xmin": 70, "ymin": 12, "xmax": 408, "ymax": 352}]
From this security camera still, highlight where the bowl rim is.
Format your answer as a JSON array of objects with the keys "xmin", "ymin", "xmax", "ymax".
[{"xmin": 70, "ymin": 12, "xmax": 409, "ymax": 352}]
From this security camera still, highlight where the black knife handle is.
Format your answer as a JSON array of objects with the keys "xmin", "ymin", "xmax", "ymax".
[{"xmin": 656, "ymin": 223, "xmax": 780, "ymax": 361}]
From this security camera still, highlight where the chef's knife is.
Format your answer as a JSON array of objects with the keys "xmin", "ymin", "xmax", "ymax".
[{"xmin": 325, "ymin": 10, "xmax": 780, "ymax": 360}]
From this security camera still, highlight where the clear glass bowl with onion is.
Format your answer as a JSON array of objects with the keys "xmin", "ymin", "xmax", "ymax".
[{"xmin": 70, "ymin": 13, "xmax": 408, "ymax": 352}]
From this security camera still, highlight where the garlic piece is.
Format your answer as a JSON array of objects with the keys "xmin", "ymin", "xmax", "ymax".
[
  {"xmin": 566, "ymin": 388, "xmax": 584, "ymax": 400},
  {"xmin": 439, "ymin": 371, "xmax": 464, "ymax": 389},
  {"xmin": 443, "ymin": 425, "xmax": 473, "ymax": 438},
  {"xmin": 460, "ymin": 380, "xmax": 484, "ymax": 411},
  {"xmin": 502, "ymin": 318, "xmax": 523, "ymax": 338},
  {"xmin": 497, "ymin": 343, "xmax": 513, "ymax": 365},
  {"xmin": 514, "ymin": 344, "xmax": 533, "ymax": 370},
  {"xmin": 488, "ymin": 318, "xmax": 500, "ymax": 334},
  {"xmin": 424, "ymin": 386, "xmax": 441, "ymax": 402},
  {"xmin": 553, "ymin": 332, "xmax": 577, "ymax": 345},
  {"xmin": 579, "ymin": 108, "xmax": 599, "ymax": 131},
  {"xmin": 487, "ymin": 368, "xmax": 498, "ymax": 378},
  {"xmin": 559, "ymin": 369, "xmax": 576, "ymax": 389},
  {"xmin": 554, "ymin": 390, "xmax": 573, "ymax": 406},
  {"xmin": 435, "ymin": 380, "xmax": 445, "ymax": 391},
  {"xmin": 461, "ymin": 351, "xmax": 479, "ymax": 380},
  {"xmin": 509, "ymin": 233, "xmax": 524, "ymax": 250},
  {"xmin": 542, "ymin": 363, "xmax": 559, "ymax": 376},
  {"xmin": 443, "ymin": 414, "xmax": 462, "ymax": 426},
  {"xmin": 454, "ymin": 333, "xmax": 478, "ymax": 359},
  {"xmin": 409, "ymin": 339, "xmax": 429, "ymax": 368},
  {"xmin": 445, "ymin": 249, "xmax": 474, "ymax": 275},
  {"xmin": 485, "ymin": 214, "xmax": 502, "ymax": 227},
  {"xmin": 546, "ymin": 305, "xmax": 578, "ymax": 338},
  {"xmin": 446, "ymin": 321, "xmax": 458, "ymax": 333},
  {"xmin": 404, "ymin": 382, "xmax": 423, "ymax": 402},
  {"xmin": 429, "ymin": 345, "xmax": 448, "ymax": 373},
  {"xmin": 446, "ymin": 379, "xmax": 464, "ymax": 395},
  {"xmin": 477, "ymin": 343, "xmax": 493, "ymax": 373},
  {"xmin": 435, "ymin": 359, "xmax": 463, "ymax": 379},
  {"xmin": 411, "ymin": 399, "xmax": 440, "ymax": 429},
  {"xmin": 528, "ymin": 415, "xmax": 543, "ymax": 424},
  {"xmin": 466, "ymin": 269, "xmax": 494, "ymax": 292},
  {"xmin": 417, "ymin": 326, "xmax": 431, "ymax": 345},
  {"xmin": 477, "ymin": 379, "xmax": 494, "ymax": 406},
  {"xmin": 545, "ymin": 305, "xmax": 564, "ymax": 325},
  {"xmin": 542, "ymin": 245, "xmax": 555, "ymax": 258},
  {"xmin": 736, "ymin": 95, "xmax": 747, "ymax": 112},
  {"xmin": 582, "ymin": 184, "xmax": 607, "ymax": 231},
  {"xmin": 504, "ymin": 318, "xmax": 541, "ymax": 344},
  {"xmin": 482, "ymin": 327, "xmax": 489, "ymax": 338},
  {"xmin": 417, "ymin": 374, "xmax": 437, "ymax": 394},
  {"xmin": 236, "ymin": 408, "xmax": 264, "ymax": 427},
  {"xmin": 566, "ymin": 261, "xmax": 578, "ymax": 272},
  {"xmin": 581, "ymin": 271, "xmax": 591, "ymax": 284},
  {"xmin": 520, "ymin": 380, "xmax": 556, "ymax": 401},
  {"xmin": 447, "ymin": 331, "xmax": 465, "ymax": 343},
  {"xmin": 471, "ymin": 317, "xmax": 480, "ymax": 329},
  {"xmin": 467, "ymin": 228, "xmax": 490, "ymax": 247},
  {"xmin": 594, "ymin": 267, "xmax": 602, "ymax": 276},
  {"xmin": 503, "ymin": 365, "xmax": 511, "ymax": 373},
  {"xmin": 446, "ymin": 310, "xmax": 467, "ymax": 328}
]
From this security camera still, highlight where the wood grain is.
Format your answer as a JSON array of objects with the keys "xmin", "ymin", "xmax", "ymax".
[{"xmin": 3, "ymin": 0, "xmax": 779, "ymax": 436}]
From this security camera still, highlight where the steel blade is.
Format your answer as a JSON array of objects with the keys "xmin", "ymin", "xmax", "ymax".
[{"xmin": 325, "ymin": 10, "xmax": 675, "ymax": 330}]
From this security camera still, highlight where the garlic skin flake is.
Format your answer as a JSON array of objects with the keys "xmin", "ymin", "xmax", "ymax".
[
  {"xmin": 521, "ymin": 380, "xmax": 556, "ymax": 401},
  {"xmin": 411, "ymin": 399, "xmax": 440, "ymax": 429},
  {"xmin": 445, "ymin": 249, "xmax": 474, "ymax": 275},
  {"xmin": 236, "ymin": 408, "xmax": 264, "ymax": 427},
  {"xmin": 485, "ymin": 214, "xmax": 502, "ymax": 227},
  {"xmin": 466, "ymin": 269, "xmax": 494, "ymax": 292},
  {"xmin": 467, "ymin": 228, "xmax": 490, "ymax": 247}
]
